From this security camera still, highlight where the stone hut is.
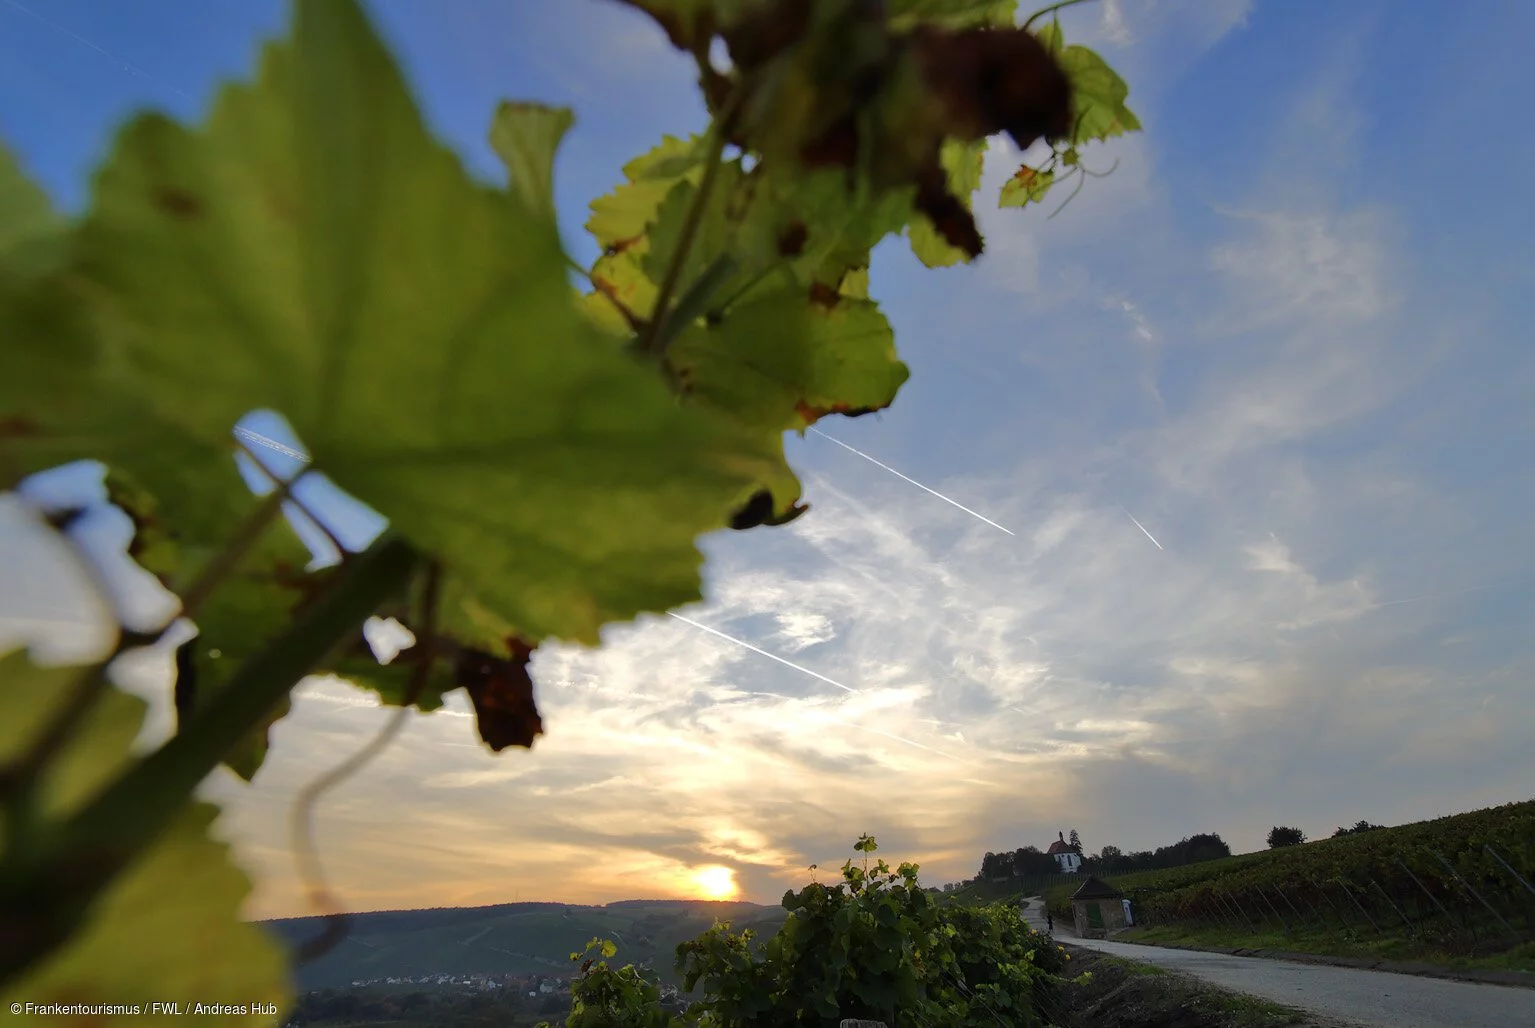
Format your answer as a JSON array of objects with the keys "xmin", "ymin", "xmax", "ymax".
[{"xmin": 1069, "ymin": 876, "xmax": 1126, "ymax": 939}]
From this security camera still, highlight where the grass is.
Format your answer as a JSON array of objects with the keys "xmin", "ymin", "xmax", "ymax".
[
  {"xmin": 1063, "ymin": 948, "xmax": 1319, "ymax": 1027},
  {"xmin": 1117, "ymin": 923, "xmax": 1535, "ymax": 975}
]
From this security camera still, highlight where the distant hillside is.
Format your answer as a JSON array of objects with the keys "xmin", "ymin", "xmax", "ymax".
[
  {"xmin": 1040, "ymin": 798, "xmax": 1535, "ymax": 950},
  {"xmin": 261, "ymin": 899, "xmax": 792, "ymax": 992}
]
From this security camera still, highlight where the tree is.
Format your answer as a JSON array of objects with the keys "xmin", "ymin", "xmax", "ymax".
[
  {"xmin": 1068, "ymin": 828, "xmax": 1082, "ymax": 853},
  {"xmin": 1333, "ymin": 820, "xmax": 1386, "ymax": 838},
  {"xmin": 1267, "ymin": 825, "xmax": 1308, "ymax": 848},
  {"xmin": 1012, "ymin": 846, "xmax": 1059, "ymax": 878}
]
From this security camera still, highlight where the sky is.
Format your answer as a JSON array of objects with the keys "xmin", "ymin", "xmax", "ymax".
[{"xmin": 2, "ymin": 0, "xmax": 1533, "ymax": 921}]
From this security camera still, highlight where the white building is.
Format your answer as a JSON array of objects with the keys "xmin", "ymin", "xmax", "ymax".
[{"xmin": 1046, "ymin": 831, "xmax": 1081, "ymax": 873}]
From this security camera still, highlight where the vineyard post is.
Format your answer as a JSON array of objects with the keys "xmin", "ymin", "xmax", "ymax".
[
  {"xmin": 1204, "ymin": 896, "xmax": 1227, "ymax": 930},
  {"xmin": 1336, "ymin": 879, "xmax": 1383, "ymax": 935},
  {"xmin": 1485, "ymin": 845, "xmax": 1535, "ymax": 900},
  {"xmin": 1368, "ymin": 878, "xmax": 1416, "ymax": 937},
  {"xmin": 1223, "ymin": 891, "xmax": 1260, "ymax": 931},
  {"xmin": 1255, "ymin": 885, "xmax": 1292, "ymax": 936},
  {"xmin": 1215, "ymin": 892, "xmax": 1245, "ymax": 932},
  {"xmin": 1272, "ymin": 884, "xmax": 1310, "ymax": 930},
  {"xmin": 1432, "ymin": 850, "xmax": 1515, "ymax": 936},
  {"xmin": 1202, "ymin": 894, "xmax": 1233, "ymax": 931},
  {"xmin": 1394, "ymin": 856, "xmax": 1464, "ymax": 935},
  {"xmin": 1306, "ymin": 876, "xmax": 1351, "ymax": 932},
  {"xmin": 1293, "ymin": 884, "xmax": 1330, "ymax": 931}
]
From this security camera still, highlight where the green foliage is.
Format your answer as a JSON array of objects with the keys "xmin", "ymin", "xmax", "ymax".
[
  {"xmin": 494, "ymin": 837, "xmax": 1078, "ymax": 1027},
  {"xmin": 665, "ymin": 837, "xmax": 1067, "ymax": 1026},
  {"xmin": 0, "ymin": 0, "xmax": 1138, "ymax": 1017},
  {"xmin": 0, "ymin": 652, "xmax": 291, "ymax": 1024},
  {"xmin": 999, "ymin": 14, "xmax": 1143, "ymax": 215},
  {"xmin": 1267, "ymin": 826, "xmax": 1307, "ymax": 849},
  {"xmin": 541, "ymin": 938, "xmax": 680, "ymax": 1028}
]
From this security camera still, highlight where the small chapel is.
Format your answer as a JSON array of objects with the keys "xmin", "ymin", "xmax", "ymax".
[{"xmin": 1046, "ymin": 831, "xmax": 1082, "ymax": 873}]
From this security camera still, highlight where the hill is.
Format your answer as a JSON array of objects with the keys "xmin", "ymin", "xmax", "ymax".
[
  {"xmin": 1041, "ymin": 798, "xmax": 1535, "ymax": 973},
  {"xmin": 262, "ymin": 899, "xmax": 791, "ymax": 992}
]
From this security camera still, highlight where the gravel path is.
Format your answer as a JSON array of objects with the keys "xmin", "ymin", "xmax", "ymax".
[{"xmin": 1019, "ymin": 896, "xmax": 1535, "ymax": 1028}]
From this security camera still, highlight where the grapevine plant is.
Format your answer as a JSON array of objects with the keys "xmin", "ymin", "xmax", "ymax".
[
  {"xmin": 0, "ymin": 0, "xmax": 1137, "ymax": 1020},
  {"xmin": 554, "ymin": 837, "xmax": 1079, "ymax": 1027}
]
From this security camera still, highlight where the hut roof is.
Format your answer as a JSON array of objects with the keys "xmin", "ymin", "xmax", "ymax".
[{"xmin": 1069, "ymin": 876, "xmax": 1122, "ymax": 900}]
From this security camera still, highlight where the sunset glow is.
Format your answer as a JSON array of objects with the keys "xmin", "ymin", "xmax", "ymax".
[{"xmin": 691, "ymin": 865, "xmax": 739, "ymax": 901}]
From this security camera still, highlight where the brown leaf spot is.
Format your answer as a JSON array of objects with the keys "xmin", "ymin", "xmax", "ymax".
[
  {"xmin": 730, "ymin": 489, "xmax": 775, "ymax": 531},
  {"xmin": 808, "ymin": 282, "xmax": 841, "ymax": 309},
  {"xmin": 796, "ymin": 400, "xmax": 881, "ymax": 426},
  {"xmin": 155, "ymin": 188, "xmax": 203, "ymax": 220},
  {"xmin": 0, "ymin": 415, "xmax": 39, "ymax": 439},
  {"xmin": 730, "ymin": 489, "xmax": 809, "ymax": 531},
  {"xmin": 456, "ymin": 639, "xmax": 543, "ymax": 751},
  {"xmin": 778, "ymin": 221, "xmax": 808, "ymax": 257}
]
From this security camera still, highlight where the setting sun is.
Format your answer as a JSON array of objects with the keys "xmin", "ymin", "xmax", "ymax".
[{"xmin": 691, "ymin": 865, "xmax": 739, "ymax": 900}]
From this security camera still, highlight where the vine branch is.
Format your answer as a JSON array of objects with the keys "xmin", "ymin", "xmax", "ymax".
[
  {"xmin": 287, "ymin": 560, "xmax": 443, "ymax": 966},
  {"xmin": 637, "ymin": 86, "xmax": 743, "ymax": 358},
  {"xmin": 0, "ymin": 536, "xmax": 421, "ymax": 989},
  {"xmin": 1022, "ymin": 0, "xmax": 1098, "ymax": 32}
]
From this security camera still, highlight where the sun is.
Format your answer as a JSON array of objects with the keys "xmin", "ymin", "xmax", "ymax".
[{"xmin": 691, "ymin": 865, "xmax": 739, "ymax": 900}]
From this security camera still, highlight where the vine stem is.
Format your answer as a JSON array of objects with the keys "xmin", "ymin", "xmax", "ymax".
[
  {"xmin": 287, "ymin": 560, "xmax": 442, "ymax": 966},
  {"xmin": 1022, "ymin": 0, "xmax": 1098, "ymax": 31},
  {"xmin": 0, "ymin": 536, "xmax": 420, "ymax": 989},
  {"xmin": 638, "ymin": 86, "xmax": 743, "ymax": 358},
  {"xmin": 2, "ymin": 470, "xmax": 294, "ymax": 837}
]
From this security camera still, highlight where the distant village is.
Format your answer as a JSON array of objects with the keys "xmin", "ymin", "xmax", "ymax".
[{"xmin": 337, "ymin": 969, "xmax": 683, "ymax": 1005}]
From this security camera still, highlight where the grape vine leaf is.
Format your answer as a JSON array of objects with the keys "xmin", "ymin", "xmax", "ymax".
[
  {"xmin": 998, "ymin": 164, "xmax": 1054, "ymax": 208},
  {"xmin": 0, "ymin": 146, "xmax": 64, "ymax": 276},
  {"xmin": 585, "ymin": 134, "xmax": 707, "ymax": 252},
  {"xmin": 671, "ymin": 290, "xmax": 907, "ymax": 432},
  {"xmin": 1058, "ymin": 44, "xmax": 1142, "ymax": 143},
  {"xmin": 488, "ymin": 101, "xmax": 575, "ymax": 220},
  {"xmin": 907, "ymin": 138, "xmax": 988, "ymax": 268},
  {"xmin": 668, "ymin": 287, "xmax": 906, "ymax": 519},
  {"xmin": 18, "ymin": 0, "xmax": 780, "ymax": 647},
  {"xmin": 0, "ymin": 649, "xmax": 292, "ymax": 1023}
]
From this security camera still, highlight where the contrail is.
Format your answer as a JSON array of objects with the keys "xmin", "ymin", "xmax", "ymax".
[
  {"xmin": 234, "ymin": 426, "xmax": 311, "ymax": 464},
  {"xmin": 808, "ymin": 428, "xmax": 1014, "ymax": 536},
  {"xmin": 667, "ymin": 613, "xmax": 978, "ymax": 764},
  {"xmin": 667, "ymin": 612, "xmax": 858, "ymax": 694},
  {"xmin": 1, "ymin": 0, "xmax": 192, "ymax": 101},
  {"xmin": 822, "ymin": 717, "xmax": 976, "ymax": 766},
  {"xmin": 1119, "ymin": 504, "xmax": 1164, "ymax": 551}
]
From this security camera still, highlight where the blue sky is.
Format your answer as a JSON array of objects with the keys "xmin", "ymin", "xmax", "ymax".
[{"xmin": 2, "ymin": 0, "xmax": 1532, "ymax": 919}]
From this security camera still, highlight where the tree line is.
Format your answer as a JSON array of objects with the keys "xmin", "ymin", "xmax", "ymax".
[
  {"xmin": 952, "ymin": 829, "xmax": 1234, "ymax": 887},
  {"xmin": 1267, "ymin": 820, "xmax": 1386, "ymax": 848}
]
